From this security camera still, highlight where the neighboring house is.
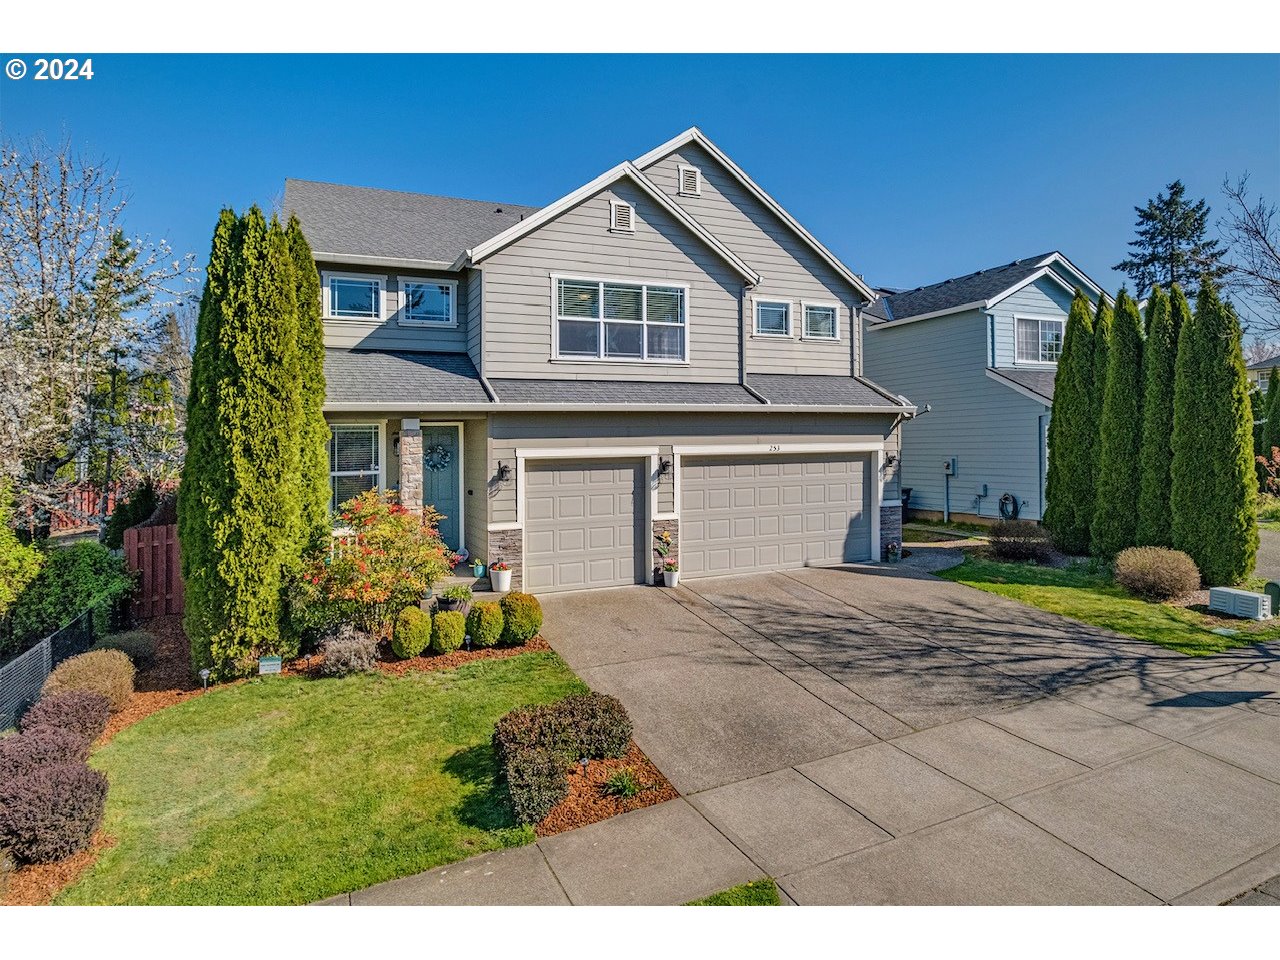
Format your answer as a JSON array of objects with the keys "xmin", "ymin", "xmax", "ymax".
[
  {"xmin": 862, "ymin": 252, "xmax": 1105, "ymax": 524},
  {"xmin": 1247, "ymin": 355, "xmax": 1279, "ymax": 394},
  {"xmin": 286, "ymin": 127, "xmax": 913, "ymax": 594}
]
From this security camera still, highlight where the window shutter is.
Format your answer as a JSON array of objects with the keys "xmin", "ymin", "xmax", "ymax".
[
  {"xmin": 610, "ymin": 201, "xmax": 634, "ymax": 232},
  {"xmin": 678, "ymin": 165, "xmax": 702, "ymax": 196}
]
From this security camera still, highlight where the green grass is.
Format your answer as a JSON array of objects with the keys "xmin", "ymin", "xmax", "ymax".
[
  {"xmin": 938, "ymin": 556, "xmax": 1280, "ymax": 656},
  {"xmin": 1258, "ymin": 494, "xmax": 1280, "ymax": 530},
  {"xmin": 60, "ymin": 652, "xmax": 587, "ymax": 905},
  {"xmin": 687, "ymin": 878, "xmax": 781, "ymax": 906}
]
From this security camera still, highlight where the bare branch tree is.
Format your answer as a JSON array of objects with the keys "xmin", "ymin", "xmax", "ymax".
[{"xmin": 1220, "ymin": 173, "xmax": 1280, "ymax": 337}]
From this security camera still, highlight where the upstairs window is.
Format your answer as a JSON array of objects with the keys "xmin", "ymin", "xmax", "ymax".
[
  {"xmin": 677, "ymin": 164, "xmax": 702, "ymax": 197},
  {"xmin": 755, "ymin": 300, "xmax": 792, "ymax": 337},
  {"xmin": 1015, "ymin": 317, "xmax": 1064, "ymax": 363},
  {"xmin": 326, "ymin": 274, "xmax": 383, "ymax": 320},
  {"xmin": 329, "ymin": 424, "xmax": 381, "ymax": 513},
  {"xmin": 555, "ymin": 277, "xmax": 686, "ymax": 362},
  {"xmin": 803, "ymin": 303, "xmax": 839, "ymax": 340},
  {"xmin": 400, "ymin": 279, "xmax": 457, "ymax": 326},
  {"xmin": 609, "ymin": 200, "xmax": 635, "ymax": 232}
]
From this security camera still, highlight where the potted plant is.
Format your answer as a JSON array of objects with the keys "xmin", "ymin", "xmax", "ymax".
[
  {"xmin": 490, "ymin": 560, "xmax": 513, "ymax": 592},
  {"xmin": 884, "ymin": 540, "xmax": 901, "ymax": 563},
  {"xmin": 471, "ymin": 557, "xmax": 486, "ymax": 579},
  {"xmin": 662, "ymin": 559, "xmax": 680, "ymax": 588},
  {"xmin": 438, "ymin": 584, "xmax": 472, "ymax": 612}
]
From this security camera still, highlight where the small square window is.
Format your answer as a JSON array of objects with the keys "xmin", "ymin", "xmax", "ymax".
[
  {"xmin": 401, "ymin": 280, "xmax": 456, "ymax": 325},
  {"xmin": 1016, "ymin": 317, "xmax": 1064, "ymax": 363},
  {"xmin": 803, "ymin": 304, "xmax": 838, "ymax": 339},
  {"xmin": 755, "ymin": 301, "xmax": 791, "ymax": 337},
  {"xmin": 328, "ymin": 276, "xmax": 382, "ymax": 320}
]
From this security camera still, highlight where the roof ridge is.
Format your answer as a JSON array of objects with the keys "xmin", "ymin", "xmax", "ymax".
[{"xmin": 285, "ymin": 177, "xmax": 539, "ymax": 212}]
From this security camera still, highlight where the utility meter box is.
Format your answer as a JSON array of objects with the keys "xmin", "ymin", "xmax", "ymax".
[{"xmin": 943, "ymin": 458, "xmax": 957, "ymax": 476}]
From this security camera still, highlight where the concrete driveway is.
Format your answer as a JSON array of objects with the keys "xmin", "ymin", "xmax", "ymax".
[{"xmin": 537, "ymin": 565, "xmax": 1280, "ymax": 905}]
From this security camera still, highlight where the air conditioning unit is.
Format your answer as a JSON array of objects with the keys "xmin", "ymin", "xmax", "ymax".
[{"xmin": 1208, "ymin": 586, "xmax": 1272, "ymax": 621}]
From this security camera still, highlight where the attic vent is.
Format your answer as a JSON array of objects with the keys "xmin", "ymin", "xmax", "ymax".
[
  {"xmin": 677, "ymin": 164, "xmax": 702, "ymax": 197},
  {"xmin": 610, "ymin": 200, "xmax": 635, "ymax": 232}
]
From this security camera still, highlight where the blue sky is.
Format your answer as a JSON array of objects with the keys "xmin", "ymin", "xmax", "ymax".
[{"xmin": 2, "ymin": 54, "xmax": 1276, "ymax": 298}]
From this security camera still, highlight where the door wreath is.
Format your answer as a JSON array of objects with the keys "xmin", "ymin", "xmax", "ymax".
[{"xmin": 424, "ymin": 444, "xmax": 452, "ymax": 472}]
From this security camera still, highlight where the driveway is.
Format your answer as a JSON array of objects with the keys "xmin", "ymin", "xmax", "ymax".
[
  {"xmin": 1256, "ymin": 526, "xmax": 1280, "ymax": 583},
  {"xmin": 535, "ymin": 565, "xmax": 1280, "ymax": 905}
]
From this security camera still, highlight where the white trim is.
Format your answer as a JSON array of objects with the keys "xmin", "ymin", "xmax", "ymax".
[
  {"xmin": 608, "ymin": 199, "xmax": 635, "ymax": 233},
  {"xmin": 632, "ymin": 127, "xmax": 876, "ymax": 302},
  {"xmin": 322, "ymin": 271, "xmax": 385, "ymax": 322},
  {"xmin": 323, "ymin": 401, "xmax": 915, "ymax": 414},
  {"xmin": 652, "ymin": 512, "xmax": 679, "ymax": 521},
  {"xmin": 753, "ymin": 298, "xmax": 794, "ymax": 338},
  {"xmin": 550, "ymin": 274, "xmax": 691, "ymax": 364},
  {"xmin": 646, "ymin": 454, "xmax": 659, "ymax": 586},
  {"xmin": 872, "ymin": 448, "xmax": 882, "ymax": 558},
  {"xmin": 315, "ymin": 251, "xmax": 454, "ymax": 271},
  {"xmin": 416, "ymin": 420, "xmax": 466, "ymax": 551},
  {"xmin": 1013, "ymin": 313, "xmax": 1065, "ymax": 365},
  {"xmin": 676, "ymin": 163, "xmax": 702, "ymax": 197},
  {"xmin": 488, "ymin": 521, "xmax": 522, "ymax": 532},
  {"xmin": 985, "ymin": 368, "xmax": 1053, "ymax": 405},
  {"xmin": 396, "ymin": 277, "xmax": 459, "ymax": 328},
  {"xmin": 801, "ymin": 300, "xmax": 841, "ymax": 341},
  {"xmin": 517, "ymin": 445, "xmax": 662, "ymax": 459},
  {"xmin": 328, "ymin": 421, "xmax": 384, "ymax": 512},
  {"xmin": 466, "ymin": 161, "xmax": 761, "ymax": 285}
]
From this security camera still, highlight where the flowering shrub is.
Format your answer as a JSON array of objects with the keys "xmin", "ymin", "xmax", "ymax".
[{"xmin": 293, "ymin": 491, "xmax": 456, "ymax": 636}]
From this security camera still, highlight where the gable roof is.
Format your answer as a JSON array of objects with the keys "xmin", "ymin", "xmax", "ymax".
[
  {"xmin": 463, "ymin": 162, "xmax": 761, "ymax": 284},
  {"xmin": 634, "ymin": 128, "xmax": 877, "ymax": 303},
  {"xmin": 865, "ymin": 252, "xmax": 1106, "ymax": 327},
  {"xmin": 284, "ymin": 179, "xmax": 539, "ymax": 268},
  {"xmin": 1247, "ymin": 354, "xmax": 1280, "ymax": 372}
]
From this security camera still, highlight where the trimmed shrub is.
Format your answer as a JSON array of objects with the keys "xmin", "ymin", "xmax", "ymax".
[
  {"xmin": 466, "ymin": 601, "xmax": 504, "ymax": 648},
  {"xmin": 316, "ymin": 625, "xmax": 379, "ymax": 677},
  {"xmin": 390, "ymin": 606, "xmax": 431, "ymax": 659},
  {"xmin": 0, "ymin": 727, "xmax": 90, "ymax": 782},
  {"xmin": 10, "ymin": 540, "xmax": 132, "ymax": 647},
  {"xmin": 19, "ymin": 690, "xmax": 110, "ymax": 743},
  {"xmin": 499, "ymin": 592, "xmax": 543, "ymax": 646},
  {"xmin": 430, "ymin": 610, "xmax": 466, "ymax": 654},
  {"xmin": 553, "ymin": 693, "xmax": 632, "ymax": 760},
  {"xmin": 989, "ymin": 520, "xmax": 1054, "ymax": 563},
  {"xmin": 43, "ymin": 649, "xmax": 135, "ymax": 713},
  {"xmin": 1115, "ymin": 547, "xmax": 1201, "ymax": 601},
  {"xmin": 92, "ymin": 629, "xmax": 157, "ymax": 669},
  {"xmin": 0, "ymin": 762, "xmax": 108, "ymax": 864},
  {"xmin": 503, "ymin": 746, "xmax": 568, "ymax": 825}
]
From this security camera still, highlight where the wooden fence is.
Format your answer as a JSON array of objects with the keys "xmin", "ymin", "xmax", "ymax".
[{"xmin": 124, "ymin": 523, "xmax": 184, "ymax": 618}]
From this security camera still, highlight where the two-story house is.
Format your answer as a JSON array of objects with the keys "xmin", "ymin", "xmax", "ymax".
[
  {"xmin": 862, "ymin": 252, "xmax": 1105, "ymax": 524},
  {"xmin": 286, "ymin": 128, "xmax": 913, "ymax": 594}
]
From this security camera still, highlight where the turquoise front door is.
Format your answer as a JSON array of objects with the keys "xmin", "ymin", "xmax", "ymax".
[{"xmin": 421, "ymin": 424, "xmax": 461, "ymax": 550}]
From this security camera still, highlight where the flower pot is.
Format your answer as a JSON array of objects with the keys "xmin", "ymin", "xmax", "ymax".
[
  {"xmin": 438, "ymin": 598, "xmax": 464, "ymax": 612},
  {"xmin": 663, "ymin": 570, "xmax": 680, "ymax": 588},
  {"xmin": 491, "ymin": 568, "xmax": 512, "ymax": 592},
  {"xmin": 471, "ymin": 562, "xmax": 486, "ymax": 579}
]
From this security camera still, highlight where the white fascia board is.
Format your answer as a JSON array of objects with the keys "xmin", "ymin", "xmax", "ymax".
[
  {"xmin": 985, "ymin": 368, "xmax": 1053, "ymax": 406},
  {"xmin": 313, "ymin": 251, "xmax": 455, "ymax": 271},
  {"xmin": 463, "ymin": 161, "xmax": 760, "ymax": 285},
  {"xmin": 1044, "ymin": 251, "xmax": 1108, "ymax": 302},
  {"xmin": 633, "ymin": 127, "xmax": 877, "ymax": 303},
  {"xmin": 323, "ymin": 401, "xmax": 914, "ymax": 415}
]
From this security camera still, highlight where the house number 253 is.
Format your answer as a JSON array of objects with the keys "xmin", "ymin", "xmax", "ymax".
[{"xmin": 767, "ymin": 444, "xmax": 781, "ymax": 452}]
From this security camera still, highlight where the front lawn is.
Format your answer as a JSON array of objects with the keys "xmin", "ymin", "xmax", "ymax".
[
  {"xmin": 60, "ymin": 652, "xmax": 586, "ymax": 905},
  {"xmin": 937, "ymin": 556, "xmax": 1280, "ymax": 656}
]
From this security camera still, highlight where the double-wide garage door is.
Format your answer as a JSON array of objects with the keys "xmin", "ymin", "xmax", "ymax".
[{"xmin": 680, "ymin": 453, "xmax": 872, "ymax": 577}]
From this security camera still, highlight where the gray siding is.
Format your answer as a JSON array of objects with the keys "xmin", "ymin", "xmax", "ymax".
[
  {"xmin": 479, "ymin": 181, "xmax": 744, "ymax": 383},
  {"xmin": 320, "ymin": 261, "xmax": 471, "ymax": 353},
  {"xmin": 990, "ymin": 276, "xmax": 1076, "ymax": 367},
  {"xmin": 466, "ymin": 267, "xmax": 484, "ymax": 373},
  {"xmin": 462, "ymin": 416, "xmax": 489, "ymax": 563},
  {"xmin": 863, "ymin": 309, "xmax": 1048, "ymax": 521},
  {"xmin": 640, "ymin": 144, "xmax": 860, "ymax": 377}
]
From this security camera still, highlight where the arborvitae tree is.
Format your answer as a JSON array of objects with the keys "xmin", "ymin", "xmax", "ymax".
[
  {"xmin": 285, "ymin": 215, "xmax": 330, "ymax": 555},
  {"xmin": 1171, "ymin": 280, "xmax": 1258, "ymax": 585},
  {"xmin": 1091, "ymin": 297, "xmax": 1114, "ymax": 442},
  {"xmin": 1261, "ymin": 366, "xmax": 1280, "ymax": 465},
  {"xmin": 1135, "ymin": 286, "xmax": 1179, "ymax": 546},
  {"xmin": 180, "ymin": 208, "xmax": 303, "ymax": 676},
  {"xmin": 1043, "ymin": 291, "xmax": 1096, "ymax": 553},
  {"xmin": 1092, "ymin": 290, "xmax": 1145, "ymax": 557}
]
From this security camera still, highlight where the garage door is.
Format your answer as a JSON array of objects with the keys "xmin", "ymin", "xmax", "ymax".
[
  {"xmin": 680, "ymin": 453, "xmax": 871, "ymax": 577},
  {"xmin": 524, "ymin": 460, "xmax": 645, "ymax": 593}
]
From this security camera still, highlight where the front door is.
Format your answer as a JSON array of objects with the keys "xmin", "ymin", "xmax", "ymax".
[{"xmin": 421, "ymin": 424, "xmax": 461, "ymax": 550}]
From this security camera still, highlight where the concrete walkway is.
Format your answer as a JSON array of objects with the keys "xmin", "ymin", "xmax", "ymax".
[{"xmin": 327, "ymin": 565, "xmax": 1280, "ymax": 906}]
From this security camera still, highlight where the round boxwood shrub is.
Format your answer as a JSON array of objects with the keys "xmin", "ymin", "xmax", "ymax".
[
  {"xmin": 499, "ymin": 592, "xmax": 543, "ymax": 646},
  {"xmin": 317, "ymin": 625, "xmax": 379, "ymax": 678},
  {"xmin": 0, "ymin": 762, "xmax": 108, "ymax": 864},
  {"xmin": 0, "ymin": 726, "xmax": 91, "ymax": 782},
  {"xmin": 20, "ymin": 690, "xmax": 110, "ymax": 743},
  {"xmin": 989, "ymin": 520, "xmax": 1054, "ymax": 563},
  {"xmin": 431, "ymin": 610, "xmax": 466, "ymax": 654},
  {"xmin": 1114, "ymin": 546, "xmax": 1201, "ymax": 601},
  {"xmin": 92, "ymin": 629, "xmax": 156, "ymax": 670},
  {"xmin": 42, "ymin": 648, "xmax": 135, "ymax": 713},
  {"xmin": 466, "ymin": 601, "xmax": 504, "ymax": 648},
  {"xmin": 391, "ymin": 606, "xmax": 431, "ymax": 659}
]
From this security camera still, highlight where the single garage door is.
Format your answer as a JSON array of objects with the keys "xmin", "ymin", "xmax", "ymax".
[
  {"xmin": 680, "ymin": 453, "xmax": 871, "ymax": 577},
  {"xmin": 524, "ymin": 460, "xmax": 645, "ymax": 593}
]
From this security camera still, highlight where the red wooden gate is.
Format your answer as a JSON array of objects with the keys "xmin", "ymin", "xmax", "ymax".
[{"xmin": 124, "ymin": 523, "xmax": 184, "ymax": 618}]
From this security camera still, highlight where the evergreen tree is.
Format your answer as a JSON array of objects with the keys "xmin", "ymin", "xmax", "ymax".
[
  {"xmin": 286, "ymin": 216, "xmax": 331, "ymax": 555},
  {"xmin": 1091, "ymin": 296, "xmax": 1114, "ymax": 461},
  {"xmin": 1043, "ymin": 291, "xmax": 1096, "ymax": 553},
  {"xmin": 180, "ymin": 208, "xmax": 303, "ymax": 676},
  {"xmin": 1171, "ymin": 280, "xmax": 1258, "ymax": 584},
  {"xmin": 1135, "ymin": 286, "xmax": 1180, "ymax": 546},
  {"xmin": 1092, "ymin": 290, "xmax": 1145, "ymax": 557},
  {"xmin": 1261, "ymin": 367, "xmax": 1280, "ymax": 465},
  {"xmin": 1114, "ymin": 180, "xmax": 1229, "ymax": 299}
]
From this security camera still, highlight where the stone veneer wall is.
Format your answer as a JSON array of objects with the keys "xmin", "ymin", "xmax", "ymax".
[
  {"xmin": 653, "ymin": 518, "xmax": 679, "ymax": 582},
  {"xmin": 880, "ymin": 504, "xmax": 903, "ymax": 560},
  {"xmin": 489, "ymin": 527, "xmax": 523, "ymax": 591},
  {"xmin": 397, "ymin": 422, "xmax": 423, "ymax": 512}
]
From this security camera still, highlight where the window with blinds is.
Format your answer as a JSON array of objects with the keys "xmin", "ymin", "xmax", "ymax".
[
  {"xmin": 1015, "ymin": 317, "xmax": 1064, "ymax": 363},
  {"xmin": 555, "ymin": 278, "xmax": 686, "ymax": 362},
  {"xmin": 677, "ymin": 164, "xmax": 702, "ymax": 197},
  {"xmin": 329, "ymin": 424, "xmax": 380, "ymax": 513},
  {"xmin": 609, "ymin": 200, "xmax": 635, "ymax": 232},
  {"xmin": 755, "ymin": 301, "xmax": 791, "ymax": 336}
]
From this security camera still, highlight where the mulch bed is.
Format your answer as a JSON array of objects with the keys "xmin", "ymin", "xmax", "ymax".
[
  {"xmin": 100, "ymin": 615, "xmax": 203, "ymax": 745},
  {"xmin": 535, "ymin": 741, "xmax": 678, "ymax": 838},
  {"xmin": 2, "ymin": 832, "xmax": 116, "ymax": 907},
  {"xmin": 286, "ymin": 635, "xmax": 552, "ymax": 678}
]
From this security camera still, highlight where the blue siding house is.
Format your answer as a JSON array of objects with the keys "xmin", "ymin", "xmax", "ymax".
[{"xmin": 862, "ymin": 252, "xmax": 1105, "ymax": 524}]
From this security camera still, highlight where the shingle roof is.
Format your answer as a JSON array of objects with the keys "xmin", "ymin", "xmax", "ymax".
[
  {"xmin": 324, "ymin": 349, "xmax": 490, "ymax": 405},
  {"xmin": 1247, "ymin": 354, "xmax": 1280, "ymax": 371},
  {"xmin": 746, "ymin": 374, "xmax": 904, "ymax": 407},
  {"xmin": 988, "ymin": 366, "xmax": 1055, "ymax": 403},
  {"xmin": 285, "ymin": 179, "xmax": 540, "ymax": 264},
  {"xmin": 865, "ymin": 253, "xmax": 1059, "ymax": 323},
  {"xmin": 487, "ymin": 379, "xmax": 760, "ymax": 405}
]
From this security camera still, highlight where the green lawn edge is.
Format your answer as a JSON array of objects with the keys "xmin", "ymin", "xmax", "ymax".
[{"xmin": 687, "ymin": 878, "xmax": 782, "ymax": 906}]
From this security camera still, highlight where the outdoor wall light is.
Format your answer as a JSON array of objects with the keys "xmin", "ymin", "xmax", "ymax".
[
  {"xmin": 658, "ymin": 457, "xmax": 673, "ymax": 475},
  {"xmin": 885, "ymin": 453, "xmax": 899, "ymax": 468},
  {"xmin": 392, "ymin": 432, "xmax": 400, "ymax": 457},
  {"xmin": 496, "ymin": 461, "xmax": 513, "ymax": 482}
]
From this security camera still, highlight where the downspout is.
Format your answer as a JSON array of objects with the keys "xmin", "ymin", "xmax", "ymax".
[
  {"xmin": 739, "ymin": 282, "xmax": 770, "ymax": 403},
  {"xmin": 478, "ymin": 374, "xmax": 499, "ymax": 404}
]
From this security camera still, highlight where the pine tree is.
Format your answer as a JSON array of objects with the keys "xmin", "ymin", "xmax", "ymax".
[
  {"xmin": 285, "ymin": 215, "xmax": 330, "ymax": 556},
  {"xmin": 1135, "ymin": 286, "xmax": 1179, "ymax": 546},
  {"xmin": 1171, "ymin": 281, "xmax": 1258, "ymax": 585},
  {"xmin": 1043, "ymin": 291, "xmax": 1096, "ymax": 553},
  {"xmin": 1092, "ymin": 290, "xmax": 1145, "ymax": 557},
  {"xmin": 1113, "ymin": 180, "xmax": 1230, "ymax": 299}
]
